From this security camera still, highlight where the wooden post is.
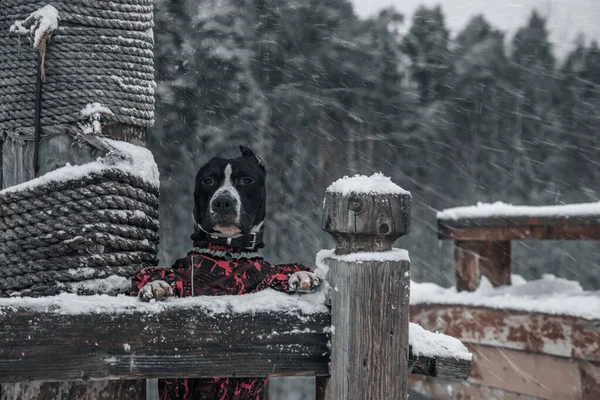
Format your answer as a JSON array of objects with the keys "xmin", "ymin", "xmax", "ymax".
[
  {"xmin": 455, "ymin": 240, "xmax": 511, "ymax": 292},
  {"xmin": 318, "ymin": 187, "xmax": 412, "ymax": 399}
]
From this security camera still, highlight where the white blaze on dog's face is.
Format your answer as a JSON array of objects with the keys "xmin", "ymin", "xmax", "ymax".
[
  {"xmin": 209, "ymin": 164, "xmax": 242, "ymax": 235},
  {"xmin": 193, "ymin": 146, "xmax": 266, "ymax": 237}
]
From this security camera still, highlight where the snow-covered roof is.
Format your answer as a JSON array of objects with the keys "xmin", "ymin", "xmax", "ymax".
[
  {"xmin": 0, "ymin": 139, "xmax": 159, "ymax": 194},
  {"xmin": 326, "ymin": 173, "xmax": 410, "ymax": 196},
  {"xmin": 437, "ymin": 201, "xmax": 600, "ymax": 220},
  {"xmin": 411, "ymin": 274, "xmax": 600, "ymax": 320}
]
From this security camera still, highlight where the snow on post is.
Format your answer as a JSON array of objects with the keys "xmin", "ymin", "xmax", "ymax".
[
  {"xmin": 318, "ymin": 173, "xmax": 412, "ymax": 400},
  {"xmin": 322, "ymin": 172, "xmax": 412, "ymax": 254}
]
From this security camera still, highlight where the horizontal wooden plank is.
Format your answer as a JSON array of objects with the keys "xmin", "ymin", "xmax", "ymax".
[
  {"xmin": 411, "ymin": 345, "xmax": 600, "ymax": 400},
  {"xmin": 409, "ymin": 350, "xmax": 471, "ymax": 381},
  {"xmin": 0, "ymin": 307, "xmax": 330, "ymax": 383},
  {"xmin": 438, "ymin": 215, "xmax": 600, "ymax": 241},
  {"xmin": 466, "ymin": 344, "xmax": 585, "ymax": 399},
  {"xmin": 409, "ymin": 376, "xmax": 545, "ymax": 400},
  {"xmin": 410, "ymin": 304, "xmax": 600, "ymax": 362},
  {"xmin": 0, "ymin": 304, "xmax": 471, "ymax": 384}
]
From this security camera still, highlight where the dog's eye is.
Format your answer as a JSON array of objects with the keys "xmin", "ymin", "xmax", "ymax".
[
  {"xmin": 202, "ymin": 178, "xmax": 215, "ymax": 186},
  {"xmin": 239, "ymin": 177, "xmax": 254, "ymax": 185}
]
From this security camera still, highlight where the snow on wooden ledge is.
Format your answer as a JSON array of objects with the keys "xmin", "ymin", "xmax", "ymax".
[
  {"xmin": 0, "ymin": 289, "xmax": 327, "ymax": 317},
  {"xmin": 437, "ymin": 201, "xmax": 600, "ymax": 220},
  {"xmin": 409, "ymin": 322, "xmax": 472, "ymax": 361},
  {"xmin": 411, "ymin": 274, "xmax": 600, "ymax": 320},
  {"xmin": 0, "ymin": 139, "xmax": 159, "ymax": 194},
  {"xmin": 315, "ymin": 248, "xmax": 410, "ymax": 277},
  {"xmin": 326, "ymin": 172, "xmax": 410, "ymax": 196}
]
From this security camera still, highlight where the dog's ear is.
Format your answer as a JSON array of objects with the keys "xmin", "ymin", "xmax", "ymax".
[{"xmin": 239, "ymin": 145, "xmax": 265, "ymax": 172}]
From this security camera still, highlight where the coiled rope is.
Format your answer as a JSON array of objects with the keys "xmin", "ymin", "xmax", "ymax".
[
  {"xmin": 0, "ymin": 1, "xmax": 158, "ymax": 297},
  {"xmin": 0, "ymin": 0, "xmax": 155, "ymax": 130},
  {"xmin": 0, "ymin": 165, "xmax": 160, "ymax": 297}
]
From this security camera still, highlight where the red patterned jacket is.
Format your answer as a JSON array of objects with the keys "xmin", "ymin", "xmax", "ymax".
[{"xmin": 130, "ymin": 242, "xmax": 312, "ymax": 400}]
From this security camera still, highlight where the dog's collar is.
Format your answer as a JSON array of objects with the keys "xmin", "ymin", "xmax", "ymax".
[
  {"xmin": 205, "ymin": 231, "xmax": 264, "ymax": 250},
  {"xmin": 191, "ymin": 246, "xmax": 262, "ymax": 260}
]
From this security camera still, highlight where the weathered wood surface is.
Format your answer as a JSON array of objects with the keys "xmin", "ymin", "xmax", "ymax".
[
  {"xmin": 439, "ymin": 215, "xmax": 600, "ymax": 241},
  {"xmin": 455, "ymin": 240, "xmax": 511, "ymax": 291},
  {"xmin": 321, "ymin": 191, "xmax": 411, "ymax": 254},
  {"xmin": 409, "ymin": 376, "xmax": 547, "ymax": 400},
  {"xmin": 410, "ymin": 345, "xmax": 600, "ymax": 400},
  {"xmin": 0, "ymin": 304, "xmax": 470, "ymax": 385},
  {"xmin": 408, "ymin": 348, "xmax": 471, "ymax": 381},
  {"xmin": 319, "ymin": 187, "xmax": 414, "ymax": 400},
  {"xmin": 0, "ymin": 308, "xmax": 330, "ymax": 383},
  {"xmin": 321, "ymin": 257, "xmax": 411, "ymax": 399},
  {"xmin": 0, "ymin": 380, "xmax": 146, "ymax": 400},
  {"xmin": 411, "ymin": 304, "xmax": 600, "ymax": 399},
  {"xmin": 1, "ymin": 134, "xmax": 104, "ymax": 190},
  {"xmin": 410, "ymin": 304, "xmax": 600, "ymax": 362}
]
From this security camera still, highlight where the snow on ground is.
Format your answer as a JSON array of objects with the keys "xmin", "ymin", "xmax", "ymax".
[
  {"xmin": 438, "ymin": 201, "xmax": 600, "ymax": 220},
  {"xmin": 411, "ymin": 274, "xmax": 600, "ymax": 320},
  {"xmin": 409, "ymin": 322, "xmax": 472, "ymax": 361},
  {"xmin": 326, "ymin": 172, "xmax": 410, "ymax": 196},
  {"xmin": 0, "ymin": 289, "xmax": 328, "ymax": 317},
  {"xmin": 0, "ymin": 138, "xmax": 159, "ymax": 194}
]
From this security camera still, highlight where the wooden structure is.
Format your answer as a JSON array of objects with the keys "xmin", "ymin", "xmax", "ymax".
[
  {"xmin": 317, "ymin": 187, "xmax": 412, "ymax": 399},
  {"xmin": 409, "ymin": 203, "xmax": 600, "ymax": 399},
  {"xmin": 0, "ymin": 180, "xmax": 471, "ymax": 399},
  {"xmin": 1, "ymin": 0, "xmax": 154, "ymax": 397},
  {"xmin": 437, "ymin": 205, "xmax": 600, "ymax": 291}
]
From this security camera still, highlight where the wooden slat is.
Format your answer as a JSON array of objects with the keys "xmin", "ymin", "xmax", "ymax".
[
  {"xmin": 0, "ymin": 305, "xmax": 470, "ymax": 384},
  {"xmin": 410, "ymin": 304, "xmax": 600, "ymax": 363},
  {"xmin": 0, "ymin": 380, "xmax": 146, "ymax": 400},
  {"xmin": 409, "ymin": 377, "xmax": 545, "ymax": 400},
  {"xmin": 408, "ymin": 349, "xmax": 471, "ymax": 381},
  {"xmin": 411, "ymin": 345, "xmax": 600, "ymax": 400},
  {"xmin": 0, "ymin": 308, "xmax": 330, "ymax": 383},
  {"xmin": 438, "ymin": 216, "xmax": 600, "ymax": 241},
  {"xmin": 466, "ymin": 344, "xmax": 583, "ymax": 399}
]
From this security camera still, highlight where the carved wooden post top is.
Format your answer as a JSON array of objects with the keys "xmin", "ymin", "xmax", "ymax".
[{"xmin": 321, "ymin": 173, "xmax": 412, "ymax": 254}]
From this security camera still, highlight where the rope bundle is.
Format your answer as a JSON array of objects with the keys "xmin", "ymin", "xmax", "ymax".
[
  {"xmin": 0, "ymin": 0, "xmax": 155, "ymax": 131},
  {"xmin": 0, "ymin": 168, "xmax": 160, "ymax": 298}
]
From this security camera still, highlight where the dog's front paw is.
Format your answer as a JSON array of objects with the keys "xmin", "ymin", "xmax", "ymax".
[
  {"xmin": 138, "ymin": 280, "xmax": 173, "ymax": 302},
  {"xmin": 289, "ymin": 271, "xmax": 321, "ymax": 293}
]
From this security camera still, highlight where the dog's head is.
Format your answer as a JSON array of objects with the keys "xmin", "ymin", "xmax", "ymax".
[{"xmin": 193, "ymin": 146, "xmax": 266, "ymax": 238}]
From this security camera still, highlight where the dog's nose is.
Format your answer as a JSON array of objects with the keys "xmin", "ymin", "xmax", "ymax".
[{"xmin": 211, "ymin": 194, "xmax": 236, "ymax": 213}]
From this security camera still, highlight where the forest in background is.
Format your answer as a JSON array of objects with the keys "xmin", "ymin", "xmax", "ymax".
[{"xmin": 149, "ymin": 0, "xmax": 600, "ymax": 290}]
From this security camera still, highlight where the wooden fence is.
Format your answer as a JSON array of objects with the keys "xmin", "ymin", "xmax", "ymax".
[{"xmin": 0, "ymin": 185, "xmax": 471, "ymax": 399}]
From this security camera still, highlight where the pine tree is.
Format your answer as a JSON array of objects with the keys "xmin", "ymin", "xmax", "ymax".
[
  {"xmin": 508, "ymin": 10, "xmax": 561, "ymax": 197},
  {"xmin": 401, "ymin": 5, "xmax": 451, "ymax": 103},
  {"xmin": 557, "ymin": 37, "xmax": 600, "ymax": 194}
]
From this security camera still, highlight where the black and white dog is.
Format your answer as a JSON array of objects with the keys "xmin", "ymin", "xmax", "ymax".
[{"xmin": 131, "ymin": 146, "xmax": 321, "ymax": 398}]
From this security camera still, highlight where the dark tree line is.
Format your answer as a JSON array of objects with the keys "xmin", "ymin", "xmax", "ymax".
[{"xmin": 150, "ymin": 0, "xmax": 600, "ymax": 289}]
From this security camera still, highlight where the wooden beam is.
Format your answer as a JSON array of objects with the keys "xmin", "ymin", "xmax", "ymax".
[
  {"xmin": 408, "ymin": 348, "xmax": 471, "ymax": 381},
  {"xmin": 0, "ymin": 304, "xmax": 470, "ymax": 385},
  {"xmin": 0, "ymin": 307, "xmax": 330, "ymax": 383},
  {"xmin": 411, "ymin": 304, "xmax": 600, "ymax": 363},
  {"xmin": 439, "ymin": 215, "xmax": 600, "ymax": 241}
]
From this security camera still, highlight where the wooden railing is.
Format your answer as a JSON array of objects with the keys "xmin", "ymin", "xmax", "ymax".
[
  {"xmin": 0, "ymin": 181, "xmax": 471, "ymax": 400},
  {"xmin": 437, "ymin": 202, "xmax": 600, "ymax": 291}
]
